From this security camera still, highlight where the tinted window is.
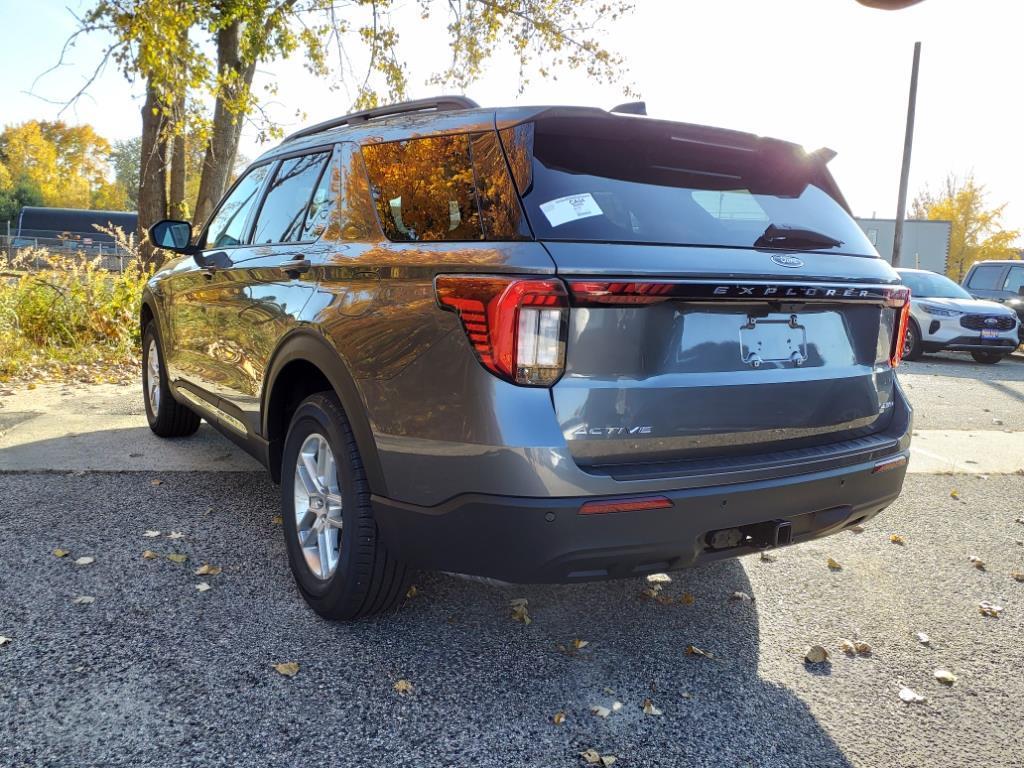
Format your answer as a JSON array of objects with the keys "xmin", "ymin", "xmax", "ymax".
[
  {"xmin": 508, "ymin": 118, "xmax": 877, "ymax": 256},
  {"xmin": 252, "ymin": 152, "xmax": 330, "ymax": 244},
  {"xmin": 1002, "ymin": 265, "xmax": 1024, "ymax": 294},
  {"xmin": 204, "ymin": 164, "xmax": 271, "ymax": 248},
  {"xmin": 967, "ymin": 265, "xmax": 1003, "ymax": 290},
  {"xmin": 897, "ymin": 270, "xmax": 970, "ymax": 299},
  {"xmin": 300, "ymin": 147, "xmax": 342, "ymax": 241}
]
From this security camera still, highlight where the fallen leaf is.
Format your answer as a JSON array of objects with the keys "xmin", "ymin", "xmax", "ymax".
[
  {"xmin": 1011, "ymin": 572, "xmax": 1024, "ymax": 583},
  {"xmin": 194, "ymin": 564, "xmax": 222, "ymax": 576},
  {"xmin": 915, "ymin": 631, "xmax": 931, "ymax": 645},
  {"xmin": 611, "ymin": 701, "xmax": 623, "ymax": 713},
  {"xmin": 979, "ymin": 601, "xmax": 1003, "ymax": 618},
  {"xmin": 552, "ymin": 711, "xmax": 566, "ymax": 725},
  {"xmin": 640, "ymin": 585, "xmax": 662, "ymax": 599},
  {"xmin": 195, "ymin": 582, "xmax": 212, "ymax": 592},
  {"xmin": 729, "ymin": 591, "xmax": 753, "ymax": 602},
  {"xmin": 393, "ymin": 679, "xmax": 413, "ymax": 694},
  {"xmin": 0, "ymin": 636, "xmax": 10, "ymax": 647},
  {"xmin": 167, "ymin": 531, "xmax": 184, "ymax": 540},
  {"xmin": 646, "ymin": 572, "xmax": 672, "ymax": 584},
  {"xmin": 848, "ymin": 525, "xmax": 866, "ymax": 533},
  {"xmin": 166, "ymin": 553, "xmax": 188, "ymax": 564},
  {"xmin": 804, "ymin": 645, "xmax": 829, "ymax": 664},
  {"xmin": 934, "ymin": 668, "xmax": 957, "ymax": 686},
  {"xmin": 271, "ymin": 515, "xmax": 283, "ymax": 525},
  {"xmin": 642, "ymin": 698, "xmax": 663, "ymax": 716},
  {"xmin": 142, "ymin": 550, "xmax": 158, "ymax": 560},
  {"xmin": 686, "ymin": 644, "xmax": 712, "ymax": 658},
  {"xmin": 571, "ymin": 638, "xmax": 589, "ymax": 650},
  {"xmin": 680, "ymin": 592, "xmax": 695, "ymax": 605},
  {"xmin": 899, "ymin": 686, "xmax": 926, "ymax": 703},
  {"xmin": 72, "ymin": 595, "xmax": 95, "ymax": 605},
  {"xmin": 510, "ymin": 600, "xmax": 531, "ymax": 625},
  {"xmin": 405, "ymin": 585, "xmax": 418, "ymax": 599},
  {"xmin": 949, "ymin": 489, "xmax": 960, "ymax": 500},
  {"xmin": 74, "ymin": 556, "xmax": 95, "ymax": 566},
  {"xmin": 890, "ymin": 534, "xmax": 906, "ymax": 546},
  {"xmin": 968, "ymin": 556, "xmax": 986, "ymax": 571},
  {"xmin": 655, "ymin": 593, "xmax": 675, "ymax": 606},
  {"xmin": 600, "ymin": 757, "xmax": 617, "ymax": 767},
  {"xmin": 150, "ymin": 479, "xmax": 163, "ymax": 486},
  {"xmin": 273, "ymin": 661, "xmax": 299, "ymax": 678},
  {"xmin": 590, "ymin": 705, "xmax": 611, "ymax": 718},
  {"xmin": 580, "ymin": 750, "xmax": 602, "ymax": 765},
  {"xmin": 52, "ymin": 548, "xmax": 70, "ymax": 558},
  {"xmin": 759, "ymin": 551, "xmax": 778, "ymax": 562},
  {"xmin": 142, "ymin": 530, "xmax": 161, "ymax": 538},
  {"xmin": 839, "ymin": 639, "xmax": 857, "ymax": 655},
  {"xmin": 853, "ymin": 640, "xmax": 872, "ymax": 655},
  {"xmin": 827, "ymin": 557, "xmax": 843, "ymax": 571}
]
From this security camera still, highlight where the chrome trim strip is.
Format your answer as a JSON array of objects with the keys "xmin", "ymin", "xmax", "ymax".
[
  {"xmin": 567, "ymin": 279, "xmax": 908, "ymax": 306},
  {"xmin": 176, "ymin": 387, "xmax": 247, "ymax": 435}
]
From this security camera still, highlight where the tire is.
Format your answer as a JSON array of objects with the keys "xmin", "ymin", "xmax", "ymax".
[
  {"xmin": 281, "ymin": 392, "xmax": 410, "ymax": 620},
  {"xmin": 902, "ymin": 319, "xmax": 924, "ymax": 361},
  {"xmin": 970, "ymin": 351, "xmax": 1004, "ymax": 364},
  {"xmin": 142, "ymin": 321, "xmax": 201, "ymax": 437}
]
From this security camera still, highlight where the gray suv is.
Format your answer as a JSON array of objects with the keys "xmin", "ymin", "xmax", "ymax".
[
  {"xmin": 962, "ymin": 260, "xmax": 1024, "ymax": 344},
  {"xmin": 142, "ymin": 97, "xmax": 913, "ymax": 619}
]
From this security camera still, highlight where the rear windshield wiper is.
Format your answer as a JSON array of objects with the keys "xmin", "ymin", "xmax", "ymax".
[{"xmin": 754, "ymin": 224, "xmax": 843, "ymax": 250}]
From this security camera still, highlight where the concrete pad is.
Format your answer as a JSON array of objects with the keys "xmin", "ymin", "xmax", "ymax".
[{"xmin": 908, "ymin": 429, "xmax": 1024, "ymax": 475}]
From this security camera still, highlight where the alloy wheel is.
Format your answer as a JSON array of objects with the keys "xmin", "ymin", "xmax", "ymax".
[{"xmin": 293, "ymin": 433, "xmax": 344, "ymax": 579}]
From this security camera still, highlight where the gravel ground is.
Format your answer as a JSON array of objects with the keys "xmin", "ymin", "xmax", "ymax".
[
  {"xmin": 899, "ymin": 351, "xmax": 1024, "ymax": 431},
  {"xmin": 1, "ymin": 471, "xmax": 1022, "ymax": 768}
]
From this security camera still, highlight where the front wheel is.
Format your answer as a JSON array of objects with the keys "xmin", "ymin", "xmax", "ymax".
[
  {"xmin": 970, "ymin": 351, "xmax": 1004, "ymax": 364},
  {"xmin": 902, "ymin": 319, "xmax": 924, "ymax": 361},
  {"xmin": 281, "ymin": 392, "xmax": 410, "ymax": 620},
  {"xmin": 142, "ymin": 321, "xmax": 201, "ymax": 437}
]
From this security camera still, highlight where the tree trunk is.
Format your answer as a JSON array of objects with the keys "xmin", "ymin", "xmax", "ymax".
[
  {"xmin": 138, "ymin": 82, "xmax": 168, "ymax": 266},
  {"xmin": 169, "ymin": 97, "xmax": 187, "ymax": 220},
  {"xmin": 193, "ymin": 19, "xmax": 257, "ymax": 225}
]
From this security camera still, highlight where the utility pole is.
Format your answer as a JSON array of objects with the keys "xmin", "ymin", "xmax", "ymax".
[{"xmin": 892, "ymin": 41, "xmax": 921, "ymax": 268}]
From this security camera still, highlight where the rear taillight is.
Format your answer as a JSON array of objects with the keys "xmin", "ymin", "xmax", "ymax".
[
  {"xmin": 887, "ymin": 287, "xmax": 912, "ymax": 367},
  {"xmin": 435, "ymin": 275, "xmax": 568, "ymax": 386}
]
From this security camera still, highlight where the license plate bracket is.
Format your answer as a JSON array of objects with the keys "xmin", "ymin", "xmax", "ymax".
[{"xmin": 740, "ymin": 316, "xmax": 808, "ymax": 368}]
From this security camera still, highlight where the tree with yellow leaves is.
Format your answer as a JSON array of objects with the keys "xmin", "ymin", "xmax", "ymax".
[{"xmin": 912, "ymin": 173, "xmax": 1020, "ymax": 281}]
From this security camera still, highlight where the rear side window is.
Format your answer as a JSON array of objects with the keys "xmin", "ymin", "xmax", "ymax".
[
  {"xmin": 360, "ymin": 133, "xmax": 527, "ymax": 242},
  {"xmin": 252, "ymin": 152, "xmax": 331, "ymax": 244},
  {"xmin": 505, "ymin": 118, "xmax": 878, "ymax": 256},
  {"xmin": 1002, "ymin": 266, "xmax": 1024, "ymax": 293},
  {"xmin": 967, "ymin": 265, "xmax": 1003, "ymax": 289},
  {"xmin": 204, "ymin": 164, "xmax": 271, "ymax": 248}
]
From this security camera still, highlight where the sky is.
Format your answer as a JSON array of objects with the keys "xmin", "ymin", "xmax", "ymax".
[{"xmin": 1, "ymin": 0, "xmax": 1022, "ymax": 242}]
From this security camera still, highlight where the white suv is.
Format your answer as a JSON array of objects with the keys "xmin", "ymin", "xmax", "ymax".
[{"xmin": 897, "ymin": 268, "xmax": 1019, "ymax": 363}]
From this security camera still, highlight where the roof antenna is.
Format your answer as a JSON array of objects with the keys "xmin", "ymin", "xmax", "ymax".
[{"xmin": 610, "ymin": 101, "xmax": 647, "ymax": 116}]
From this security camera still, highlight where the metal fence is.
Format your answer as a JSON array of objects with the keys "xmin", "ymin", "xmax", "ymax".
[{"xmin": 1, "ymin": 234, "xmax": 132, "ymax": 272}]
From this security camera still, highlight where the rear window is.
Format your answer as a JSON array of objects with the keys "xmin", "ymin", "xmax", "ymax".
[
  {"xmin": 502, "ymin": 118, "xmax": 877, "ymax": 256},
  {"xmin": 967, "ymin": 265, "xmax": 1004, "ymax": 290}
]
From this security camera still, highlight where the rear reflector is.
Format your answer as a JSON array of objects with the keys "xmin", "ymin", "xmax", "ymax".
[
  {"xmin": 435, "ymin": 275, "xmax": 568, "ymax": 386},
  {"xmin": 578, "ymin": 496, "xmax": 673, "ymax": 515},
  {"xmin": 872, "ymin": 455, "xmax": 908, "ymax": 474}
]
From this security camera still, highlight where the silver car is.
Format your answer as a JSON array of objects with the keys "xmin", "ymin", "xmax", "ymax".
[{"xmin": 897, "ymin": 268, "xmax": 1019, "ymax": 363}]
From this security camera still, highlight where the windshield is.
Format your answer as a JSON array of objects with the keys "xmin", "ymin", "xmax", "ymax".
[
  {"xmin": 898, "ymin": 270, "xmax": 971, "ymax": 299},
  {"xmin": 504, "ymin": 118, "xmax": 878, "ymax": 256}
]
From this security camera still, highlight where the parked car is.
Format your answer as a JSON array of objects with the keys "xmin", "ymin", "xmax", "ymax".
[
  {"xmin": 961, "ymin": 259, "xmax": 1024, "ymax": 344},
  {"xmin": 141, "ymin": 97, "xmax": 913, "ymax": 620},
  {"xmin": 897, "ymin": 268, "xmax": 1019, "ymax": 363}
]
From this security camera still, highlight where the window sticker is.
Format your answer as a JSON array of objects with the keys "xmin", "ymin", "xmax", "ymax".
[{"xmin": 539, "ymin": 193, "xmax": 604, "ymax": 228}]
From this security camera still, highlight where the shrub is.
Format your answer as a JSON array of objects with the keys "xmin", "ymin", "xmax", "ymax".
[{"xmin": 0, "ymin": 225, "xmax": 151, "ymax": 381}]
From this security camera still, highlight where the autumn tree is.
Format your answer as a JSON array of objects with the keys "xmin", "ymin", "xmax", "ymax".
[
  {"xmin": 64, "ymin": 0, "xmax": 632, "ymax": 264},
  {"xmin": 912, "ymin": 173, "xmax": 1021, "ymax": 281}
]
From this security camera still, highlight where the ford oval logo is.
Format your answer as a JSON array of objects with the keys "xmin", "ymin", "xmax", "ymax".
[
  {"xmin": 770, "ymin": 254, "xmax": 804, "ymax": 268},
  {"xmin": 984, "ymin": 317, "xmax": 998, "ymax": 327}
]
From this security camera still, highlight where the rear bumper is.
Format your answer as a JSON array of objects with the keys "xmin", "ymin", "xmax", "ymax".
[
  {"xmin": 372, "ymin": 387, "xmax": 913, "ymax": 583},
  {"xmin": 372, "ymin": 450, "xmax": 908, "ymax": 582}
]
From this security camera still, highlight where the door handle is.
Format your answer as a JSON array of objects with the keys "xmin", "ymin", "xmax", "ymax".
[{"xmin": 281, "ymin": 259, "xmax": 312, "ymax": 277}]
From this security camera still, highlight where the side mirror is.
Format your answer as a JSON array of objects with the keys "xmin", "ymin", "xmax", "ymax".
[{"xmin": 149, "ymin": 219, "xmax": 195, "ymax": 254}]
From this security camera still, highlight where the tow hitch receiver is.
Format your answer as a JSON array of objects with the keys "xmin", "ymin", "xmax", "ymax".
[{"xmin": 706, "ymin": 520, "xmax": 794, "ymax": 551}]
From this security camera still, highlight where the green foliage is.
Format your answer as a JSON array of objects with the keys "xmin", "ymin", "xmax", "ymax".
[
  {"xmin": 913, "ymin": 173, "xmax": 1021, "ymax": 281},
  {"xmin": 0, "ymin": 177, "xmax": 44, "ymax": 224},
  {"xmin": 0, "ymin": 226, "xmax": 151, "ymax": 381}
]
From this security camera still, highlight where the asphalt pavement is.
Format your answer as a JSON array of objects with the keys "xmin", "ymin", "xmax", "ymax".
[{"xmin": 1, "ymin": 471, "xmax": 1022, "ymax": 767}]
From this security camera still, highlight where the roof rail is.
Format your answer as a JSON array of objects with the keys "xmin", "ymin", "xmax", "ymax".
[{"xmin": 281, "ymin": 95, "xmax": 480, "ymax": 143}]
